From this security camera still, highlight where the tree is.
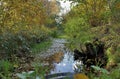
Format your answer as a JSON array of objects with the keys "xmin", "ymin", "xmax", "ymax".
[
  {"xmin": 0, "ymin": 0, "xmax": 48, "ymax": 32},
  {"xmin": 62, "ymin": 0, "xmax": 111, "ymax": 26},
  {"xmin": 0, "ymin": 0, "xmax": 60, "ymax": 59}
]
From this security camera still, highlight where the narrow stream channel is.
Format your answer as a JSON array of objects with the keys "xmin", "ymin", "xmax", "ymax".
[
  {"xmin": 16, "ymin": 39, "xmax": 84, "ymax": 79},
  {"xmin": 26, "ymin": 39, "xmax": 82, "ymax": 79},
  {"xmin": 50, "ymin": 50, "xmax": 74, "ymax": 74},
  {"xmin": 36, "ymin": 39, "xmax": 83, "ymax": 78}
]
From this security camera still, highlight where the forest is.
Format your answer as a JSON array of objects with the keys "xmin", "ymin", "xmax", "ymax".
[{"xmin": 0, "ymin": 0, "xmax": 120, "ymax": 79}]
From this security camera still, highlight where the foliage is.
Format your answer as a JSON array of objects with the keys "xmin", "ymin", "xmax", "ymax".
[
  {"xmin": 0, "ymin": 60, "xmax": 14, "ymax": 78},
  {"xmin": 16, "ymin": 71, "xmax": 37, "ymax": 79},
  {"xmin": 63, "ymin": 0, "xmax": 120, "ymax": 26},
  {"xmin": 63, "ymin": 1, "xmax": 120, "ymax": 79},
  {"xmin": 81, "ymin": 24, "xmax": 120, "ymax": 78},
  {"xmin": 64, "ymin": 17, "xmax": 94, "ymax": 49},
  {"xmin": 63, "ymin": 0, "xmax": 111, "ymax": 27},
  {"xmin": 89, "ymin": 64, "xmax": 120, "ymax": 79},
  {"xmin": 49, "ymin": 27, "xmax": 59, "ymax": 38},
  {"xmin": 0, "ymin": 0, "xmax": 61, "ymax": 78},
  {"xmin": 16, "ymin": 62, "xmax": 48, "ymax": 79},
  {"xmin": 0, "ymin": 0, "xmax": 60, "ymax": 60},
  {"xmin": 106, "ymin": 47, "xmax": 116, "ymax": 67},
  {"xmin": 90, "ymin": 24, "xmax": 120, "ymax": 66},
  {"xmin": 91, "ymin": 65, "xmax": 109, "ymax": 74},
  {"xmin": 106, "ymin": 46, "xmax": 120, "ymax": 69},
  {"xmin": 0, "ymin": 32, "xmax": 30, "ymax": 57},
  {"xmin": 109, "ymin": 0, "xmax": 120, "ymax": 23}
]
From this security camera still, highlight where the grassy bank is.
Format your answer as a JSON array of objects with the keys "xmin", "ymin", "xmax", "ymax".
[{"xmin": 31, "ymin": 40, "xmax": 52, "ymax": 54}]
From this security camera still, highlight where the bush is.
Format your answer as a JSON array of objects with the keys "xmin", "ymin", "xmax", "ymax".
[
  {"xmin": 0, "ymin": 26, "xmax": 52, "ymax": 60},
  {"xmin": 0, "ymin": 32, "xmax": 30, "ymax": 58},
  {"xmin": 64, "ymin": 17, "xmax": 94, "ymax": 49}
]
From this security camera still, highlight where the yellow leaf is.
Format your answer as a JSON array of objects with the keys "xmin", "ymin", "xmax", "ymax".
[{"xmin": 74, "ymin": 73, "xmax": 89, "ymax": 79}]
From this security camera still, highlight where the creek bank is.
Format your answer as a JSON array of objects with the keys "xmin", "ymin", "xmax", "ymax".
[{"xmin": 74, "ymin": 39, "xmax": 108, "ymax": 71}]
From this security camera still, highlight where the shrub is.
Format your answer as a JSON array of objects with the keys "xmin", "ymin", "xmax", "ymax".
[{"xmin": 0, "ymin": 26, "xmax": 52, "ymax": 60}]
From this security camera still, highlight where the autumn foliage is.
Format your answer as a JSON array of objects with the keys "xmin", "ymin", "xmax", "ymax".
[{"xmin": 0, "ymin": 0, "xmax": 60, "ymax": 59}]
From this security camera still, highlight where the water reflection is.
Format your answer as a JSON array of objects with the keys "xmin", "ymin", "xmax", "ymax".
[
  {"xmin": 50, "ymin": 51, "xmax": 74, "ymax": 74},
  {"xmin": 34, "ymin": 48, "xmax": 83, "ymax": 76},
  {"xmin": 16, "ymin": 39, "xmax": 86, "ymax": 78}
]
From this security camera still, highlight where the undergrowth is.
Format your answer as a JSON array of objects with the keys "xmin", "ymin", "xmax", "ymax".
[{"xmin": 31, "ymin": 40, "xmax": 52, "ymax": 54}]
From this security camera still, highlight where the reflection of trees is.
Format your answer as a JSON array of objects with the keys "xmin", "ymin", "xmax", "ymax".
[
  {"xmin": 51, "ymin": 52, "xmax": 64, "ymax": 63},
  {"xmin": 40, "ymin": 52, "xmax": 64, "ymax": 73}
]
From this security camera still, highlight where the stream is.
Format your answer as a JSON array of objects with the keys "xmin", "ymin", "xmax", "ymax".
[
  {"xmin": 16, "ymin": 39, "xmax": 84, "ymax": 79},
  {"xmin": 34, "ymin": 39, "xmax": 83, "ymax": 77},
  {"xmin": 50, "ymin": 50, "xmax": 74, "ymax": 74}
]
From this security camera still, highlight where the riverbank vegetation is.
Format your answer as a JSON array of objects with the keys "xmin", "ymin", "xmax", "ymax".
[
  {"xmin": 63, "ymin": 0, "xmax": 120, "ymax": 78},
  {"xmin": 0, "ymin": 0, "xmax": 60, "ymax": 78},
  {"xmin": 0, "ymin": 0, "xmax": 120, "ymax": 79}
]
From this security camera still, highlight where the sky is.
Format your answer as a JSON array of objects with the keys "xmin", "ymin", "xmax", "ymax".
[
  {"xmin": 48, "ymin": 0, "xmax": 71, "ymax": 15},
  {"xmin": 59, "ymin": 0, "xmax": 72, "ymax": 15}
]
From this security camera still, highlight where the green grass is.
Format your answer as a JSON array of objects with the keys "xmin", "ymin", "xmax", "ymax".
[
  {"xmin": 31, "ymin": 40, "xmax": 52, "ymax": 53},
  {"xmin": 0, "ymin": 60, "xmax": 14, "ymax": 79},
  {"xmin": 57, "ymin": 34, "xmax": 69, "ymax": 39}
]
